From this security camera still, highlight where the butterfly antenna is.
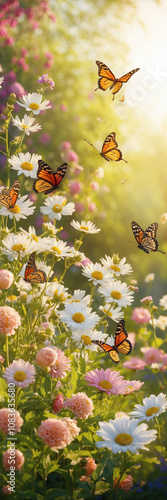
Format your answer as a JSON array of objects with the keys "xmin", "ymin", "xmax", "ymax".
[
  {"xmin": 158, "ymin": 249, "xmax": 166, "ymax": 254},
  {"xmin": 122, "ymin": 158, "xmax": 128, "ymax": 164}
]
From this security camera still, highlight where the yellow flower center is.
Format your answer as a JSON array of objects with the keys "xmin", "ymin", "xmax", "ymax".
[
  {"xmin": 81, "ymin": 335, "xmax": 91, "ymax": 345},
  {"xmin": 115, "ymin": 433, "xmax": 133, "ymax": 445},
  {"xmin": 51, "ymin": 246, "xmax": 61, "ymax": 255},
  {"xmin": 54, "ymin": 290, "xmax": 65, "ymax": 302},
  {"xmin": 72, "ymin": 312, "xmax": 85, "ymax": 323},
  {"xmin": 110, "ymin": 265, "xmax": 121, "ymax": 273},
  {"xmin": 111, "ymin": 291, "xmax": 122, "ymax": 300},
  {"xmin": 91, "ymin": 271, "xmax": 104, "ymax": 280},
  {"xmin": 21, "ymin": 161, "xmax": 33, "ymax": 171},
  {"xmin": 22, "ymin": 124, "xmax": 28, "ymax": 129},
  {"xmin": 145, "ymin": 406, "xmax": 159, "ymax": 416},
  {"xmin": 80, "ymin": 225, "xmax": 89, "ymax": 231},
  {"xmin": 9, "ymin": 204, "xmax": 21, "ymax": 213},
  {"xmin": 12, "ymin": 244, "xmax": 26, "ymax": 252},
  {"xmin": 103, "ymin": 307, "xmax": 113, "ymax": 317},
  {"xmin": 14, "ymin": 370, "xmax": 26, "ymax": 382},
  {"xmin": 29, "ymin": 103, "xmax": 39, "ymax": 110},
  {"xmin": 52, "ymin": 205, "xmax": 62, "ymax": 213},
  {"xmin": 7, "ymin": 295, "xmax": 17, "ymax": 301},
  {"xmin": 99, "ymin": 380, "xmax": 112, "ymax": 390},
  {"xmin": 31, "ymin": 234, "xmax": 39, "ymax": 242}
]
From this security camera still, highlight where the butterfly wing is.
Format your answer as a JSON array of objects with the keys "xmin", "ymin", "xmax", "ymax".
[
  {"xmin": 91, "ymin": 340, "xmax": 120, "ymax": 363},
  {"xmin": 0, "ymin": 179, "xmax": 20, "ymax": 209},
  {"xmin": 144, "ymin": 222, "xmax": 158, "ymax": 239},
  {"xmin": 24, "ymin": 252, "xmax": 47, "ymax": 283},
  {"xmin": 131, "ymin": 221, "xmax": 159, "ymax": 253},
  {"xmin": 101, "ymin": 132, "xmax": 122, "ymax": 162},
  {"xmin": 114, "ymin": 320, "xmax": 132, "ymax": 355},
  {"xmin": 95, "ymin": 61, "xmax": 116, "ymax": 91},
  {"xmin": 131, "ymin": 221, "xmax": 145, "ymax": 245},
  {"xmin": 33, "ymin": 160, "xmax": 68, "ymax": 194},
  {"xmin": 118, "ymin": 68, "xmax": 140, "ymax": 83}
]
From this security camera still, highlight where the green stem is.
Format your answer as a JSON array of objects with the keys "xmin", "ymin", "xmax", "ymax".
[
  {"xmin": 155, "ymin": 416, "xmax": 161, "ymax": 439},
  {"xmin": 150, "ymin": 309, "xmax": 158, "ymax": 347},
  {"xmin": 89, "ymin": 284, "xmax": 95, "ymax": 306},
  {"xmin": 6, "ymin": 335, "xmax": 9, "ymax": 367}
]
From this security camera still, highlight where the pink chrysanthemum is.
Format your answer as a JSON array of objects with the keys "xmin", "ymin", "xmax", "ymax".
[
  {"xmin": 51, "ymin": 348, "xmax": 71, "ymax": 379},
  {"xmin": 123, "ymin": 357, "xmax": 146, "ymax": 370},
  {"xmin": 36, "ymin": 347, "xmax": 58, "ymax": 368},
  {"xmin": 141, "ymin": 347, "xmax": 164, "ymax": 365},
  {"xmin": 63, "ymin": 392, "xmax": 93, "ymax": 419},
  {"xmin": 84, "ymin": 368, "xmax": 128, "ymax": 395},
  {"xmin": 3, "ymin": 449, "xmax": 25, "ymax": 471},
  {"xmin": 85, "ymin": 457, "xmax": 97, "ymax": 477},
  {"xmin": 113, "ymin": 475, "xmax": 133, "ymax": 493},
  {"xmin": 53, "ymin": 394, "xmax": 64, "ymax": 413},
  {"xmin": 61, "ymin": 417, "xmax": 80, "ymax": 439},
  {"xmin": 0, "ymin": 408, "xmax": 23, "ymax": 434},
  {"xmin": 37, "ymin": 418, "xmax": 72, "ymax": 450},
  {"xmin": 121, "ymin": 380, "xmax": 144, "ymax": 395},
  {"xmin": 3, "ymin": 359, "xmax": 36, "ymax": 388},
  {"xmin": 131, "ymin": 307, "xmax": 151, "ymax": 324},
  {"xmin": 0, "ymin": 306, "xmax": 21, "ymax": 336}
]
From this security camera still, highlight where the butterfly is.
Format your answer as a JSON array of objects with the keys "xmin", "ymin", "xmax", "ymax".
[
  {"xmin": 84, "ymin": 132, "xmax": 127, "ymax": 163},
  {"xmin": 131, "ymin": 221, "xmax": 165, "ymax": 254},
  {"xmin": 92, "ymin": 320, "xmax": 132, "ymax": 363},
  {"xmin": 24, "ymin": 252, "xmax": 47, "ymax": 284},
  {"xmin": 0, "ymin": 179, "xmax": 20, "ymax": 209},
  {"xmin": 95, "ymin": 61, "xmax": 140, "ymax": 99},
  {"xmin": 33, "ymin": 160, "xmax": 68, "ymax": 194}
]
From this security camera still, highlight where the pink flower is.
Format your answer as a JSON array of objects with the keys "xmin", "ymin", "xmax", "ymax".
[
  {"xmin": 72, "ymin": 164, "xmax": 84, "ymax": 175},
  {"xmin": 36, "ymin": 347, "xmax": 58, "ymax": 368},
  {"xmin": 10, "ymin": 82, "xmax": 25, "ymax": 96},
  {"xmin": 75, "ymin": 202, "xmax": 85, "ymax": 213},
  {"xmin": 88, "ymin": 201, "xmax": 97, "ymax": 213},
  {"xmin": 0, "ymin": 306, "xmax": 21, "ymax": 336},
  {"xmin": 2, "ymin": 485, "xmax": 12, "ymax": 495},
  {"xmin": 90, "ymin": 181, "xmax": 99, "ymax": 191},
  {"xmin": 0, "ymin": 408, "xmax": 23, "ymax": 434},
  {"xmin": 161, "ymin": 354, "xmax": 167, "ymax": 370},
  {"xmin": 123, "ymin": 357, "xmax": 146, "ymax": 370},
  {"xmin": 85, "ymin": 457, "xmax": 97, "ymax": 476},
  {"xmin": 0, "ymin": 355, "xmax": 5, "ymax": 363},
  {"xmin": 69, "ymin": 181, "xmax": 82, "ymax": 195},
  {"xmin": 0, "ymin": 269, "xmax": 14, "ymax": 289},
  {"xmin": 63, "ymin": 392, "xmax": 93, "ymax": 419},
  {"xmin": 85, "ymin": 368, "xmax": 128, "ymax": 396},
  {"xmin": 37, "ymin": 418, "xmax": 74, "ymax": 450},
  {"xmin": 140, "ymin": 296, "xmax": 153, "ymax": 305},
  {"xmin": 141, "ymin": 347, "xmax": 164, "ymax": 365},
  {"xmin": 3, "ymin": 359, "xmax": 36, "ymax": 388},
  {"xmin": 60, "ymin": 104, "xmax": 68, "ymax": 112},
  {"xmin": 38, "ymin": 74, "xmax": 55, "ymax": 89},
  {"xmin": 3, "ymin": 449, "xmax": 24, "ymax": 471},
  {"xmin": 51, "ymin": 348, "xmax": 71, "ymax": 379},
  {"xmin": 39, "ymin": 133, "xmax": 51, "ymax": 145},
  {"xmin": 53, "ymin": 393, "xmax": 64, "ymax": 413},
  {"xmin": 61, "ymin": 417, "xmax": 80, "ymax": 439},
  {"xmin": 127, "ymin": 332, "xmax": 136, "ymax": 348},
  {"xmin": 61, "ymin": 141, "xmax": 71, "ymax": 150},
  {"xmin": 114, "ymin": 475, "xmax": 133, "ymax": 493},
  {"xmin": 131, "ymin": 307, "xmax": 151, "ymax": 324},
  {"xmin": 122, "ymin": 380, "xmax": 144, "ymax": 395},
  {"xmin": 66, "ymin": 150, "xmax": 79, "ymax": 163}
]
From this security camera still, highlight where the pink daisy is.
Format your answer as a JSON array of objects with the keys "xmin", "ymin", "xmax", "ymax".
[
  {"xmin": 123, "ymin": 357, "xmax": 147, "ymax": 370},
  {"xmin": 63, "ymin": 392, "xmax": 93, "ymax": 419},
  {"xmin": 0, "ymin": 306, "xmax": 21, "ymax": 336},
  {"xmin": 141, "ymin": 347, "xmax": 164, "ymax": 365},
  {"xmin": 131, "ymin": 307, "xmax": 151, "ymax": 324},
  {"xmin": 3, "ymin": 359, "xmax": 36, "ymax": 388},
  {"xmin": 84, "ymin": 368, "xmax": 128, "ymax": 395},
  {"xmin": 51, "ymin": 348, "xmax": 71, "ymax": 379},
  {"xmin": 121, "ymin": 380, "xmax": 144, "ymax": 395}
]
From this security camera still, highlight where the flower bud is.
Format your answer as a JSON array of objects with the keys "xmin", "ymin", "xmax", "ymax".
[{"xmin": 0, "ymin": 269, "xmax": 14, "ymax": 289}]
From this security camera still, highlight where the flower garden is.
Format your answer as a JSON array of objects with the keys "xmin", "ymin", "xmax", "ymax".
[{"xmin": 0, "ymin": 1, "xmax": 167, "ymax": 499}]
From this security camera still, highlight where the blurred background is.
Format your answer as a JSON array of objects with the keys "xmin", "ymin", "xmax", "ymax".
[{"xmin": 0, "ymin": 0, "xmax": 167, "ymax": 301}]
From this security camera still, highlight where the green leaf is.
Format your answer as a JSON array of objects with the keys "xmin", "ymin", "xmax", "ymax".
[{"xmin": 95, "ymin": 481, "xmax": 111, "ymax": 495}]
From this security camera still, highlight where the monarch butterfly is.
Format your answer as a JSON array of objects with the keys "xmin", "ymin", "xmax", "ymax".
[
  {"xmin": 95, "ymin": 61, "xmax": 140, "ymax": 99},
  {"xmin": 84, "ymin": 132, "xmax": 127, "ymax": 163},
  {"xmin": 0, "ymin": 179, "xmax": 20, "ymax": 209},
  {"xmin": 131, "ymin": 221, "xmax": 165, "ymax": 254},
  {"xmin": 24, "ymin": 252, "xmax": 47, "ymax": 284},
  {"xmin": 92, "ymin": 320, "xmax": 132, "ymax": 363},
  {"xmin": 33, "ymin": 160, "xmax": 68, "ymax": 194}
]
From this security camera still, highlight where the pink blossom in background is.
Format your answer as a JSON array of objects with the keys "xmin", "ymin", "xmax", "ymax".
[
  {"xmin": 131, "ymin": 307, "xmax": 151, "ymax": 324},
  {"xmin": 61, "ymin": 141, "xmax": 71, "ymax": 150},
  {"xmin": 5, "ymin": 37, "xmax": 14, "ymax": 46},
  {"xmin": 64, "ymin": 392, "xmax": 93, "ymax": 419},
  {"xmin": 1, "ymin": 485, "xmax": 12, "ymax": 495},
  {"xmin": 127, "ymin": 332, "xmax": 136, "ymax": 348},
  {"xmin": 141, "ymin": 347, "xmax": 164, "ymax": 365},
  {"xmin": 113, "ymin": 475, "xmax": 133, "ymax": 493},
  {"xmin": 75, "ymin": 202, "xmax": 85, "ymax": 213},
  {"xmin": 0, "ymin": 355, "xmax": 5, "ymax": 363},
  {"xmin": 88, "ymin": 201, "xmax": 97, "ymax": 213},
  {"xmin": 72, "ymin": 165, "xmax": 84, "ymax": 175},
  {"xmin": 38, "ymin": 74, "xmax": 55, "ymax": 89},
  {"xmin": 0, "ymin": 408, "xmax": 23, "ymax": 434},
  {"xmin": 21, "ymin": 47, "xmax": 28, "ymax": 57},
  {"xmin": 123, "ymin": 357, "xmax": 147, "ymax": 370},
  {"xmin": 3, "ymin": 449, "xmax": 25, "ymax": 471},
  {"xmin": 87, "ymin": 90, "xmax": 94, "ymax": 100},
  {"xmin": 51, "ymin": 348, "xmax": 71, "ymax": 379},
  {"xmin": 60, "ymin": 230, "xmax": 69, "ymax": 240},
  {"xmin": 85, "ymin": 457, "xmax": 97, "ymax": 476},
  {"xmin": 39, "ymin": 133, "xmax": 51, "ymax": 145},
  {"xmin": 10, "ymin": 82, "xmax": 25, "ymax": 96},
  {"xmin": 80, "ymin": 257, "xmax": 92, "ymax": 266},
  {"xmin": 122, "ymin": 380, "xmax": 144, "ymax": 395},
  {"xmin": 69, "ymin": 181, "xmax": 82, "ymax": 195},
  {"xmin": 53, "ymin": 393, "xmax": 64, "ymax": 413},
  {"xmin": 60, "ymin": 104, "xmax": 68, "ymax": 112},
  {"xmin": 66, "ymin": 150, "xmax": 79, "ymax": 163},
  {"xmin": 35, "ymin": 215, "xmax": 44, "ymax": 227},
  {"xmin": 161, "ymin": 354, "xmax": 167, "ymax": 370},
  {"xmin": 0, "ymin": 306, "xmax": 21, "ymax": 336},
  {"xmin": 28, "ymin": 192, "xmax": 37, "ymax": 203},
  {"xmin": 0, "ymin": 269, "xmax": 14, "ymax": 289},
  {"xmin": 91, "ymin": 181, "xmax": 99, "ymax": 191},
  {"xmin": 140, "ymin": 296, "xmax": 153, "ymax": 306}
]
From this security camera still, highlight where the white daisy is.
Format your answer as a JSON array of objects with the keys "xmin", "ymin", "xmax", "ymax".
[
  {"xmin": 96, "ymin": 415, "xmax": 157, "ymax": 453},
  {"xmin": 45, "ymin": 282, "xmax": 68, "ymax": 302},
  {"xmin": 98, "ymin": 280, "xmax": 134, "ymax": 307},
  {"xmin": 3, "ymin": 359, "xmax": 36, "ymax": 388},
  {"xmin": 19, "ymin": 226, "xmax": 46, "ymax": 252},
  {"xmin": 130, "ymin": 393, "xmax": 167, "ymax": 422},
  {"xmin": 82, "ymin": 262, "xmax": 111, "ymax": 285},
  {"xmin": 71, "ymin": 329, "xmax": 107, "ymax": 350},
  {"xmin": 159, "ymin": 295, "xmax": 167, "ymax": 310},
  {"xmin": 144, "ymin": 273, "xmax": 155, "ymax": 283},
  {"xmin": 58, "ymin": 302, "xmax": 100, "ymax": 332},
  {"xmin": 9, "ymin": 152, "xmax": 41, "ymax": 178},
  {"xmin": 17, "ymin": 92, "xmax": 52, "ymax": 114},
  {"xmin": 40, "ymin": 195, "xmax": 75, "ymax": 221},
  {"xmin": 42, "ymin": 222, "xmax": 58, "ymax": 236},
  {"xmin": 66, "ymin": 289, "xmax": 90, "ymax": 305},
  {"xmin": 42, "ymin": 237, "xmax": 73, "ymax": 259},
  {"xmin": 0, "ymin": 195, "xmax": 35, "ymax": 221},
  {"xmin": 16, "ymin": 278, "xmax": 32, "ymax": 293},
  {"xmin": 0, "ymin": 76, "xmax": 4, "ymax": 89},
  {"xmin": 70, "ymin": 219, "xmax": 101, "ymax": 234},
  {"xmin": 1, "ymin": 233, "xmax": 37, "ymax": 261},
  {"xmin": 100, "ymin": 255, "xmax": 133, "ymax": 276},
  {"xmin": 150, "ymin": 315, "xmax": 167, "ymax": 331},
  {"xmin": 12, "ymin": 114, "xmax": 41, "ymax": 135},
  {"xmin": 99, "ymin": 304, "xmax": 124, "ymax": 323}
]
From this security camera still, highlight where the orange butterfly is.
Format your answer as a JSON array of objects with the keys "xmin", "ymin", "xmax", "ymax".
[
  {"xmin": 24, "ymin": 252, "xmax": 47, "ymax": 284},
  {"xmin": 33, "ymin": 160, "xmax": 68, "ymax": 194},
  {"xmin": 95, "ymin": 61, "xmax": 140, "ymax": 99},
  {"xmin": 131, "ymin": 221, "xmax": 165, "ymax": 254},
  {"xmin": 91, "ymin": 320, "xmax": 132, "ymax": 363},
  {"xmin": 84, "ymin": 132, "xmax": 127, "ymax": 163},
  {"xmin": 0, "ymin": 179, "xmax": 20, "ymax": 209}
]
